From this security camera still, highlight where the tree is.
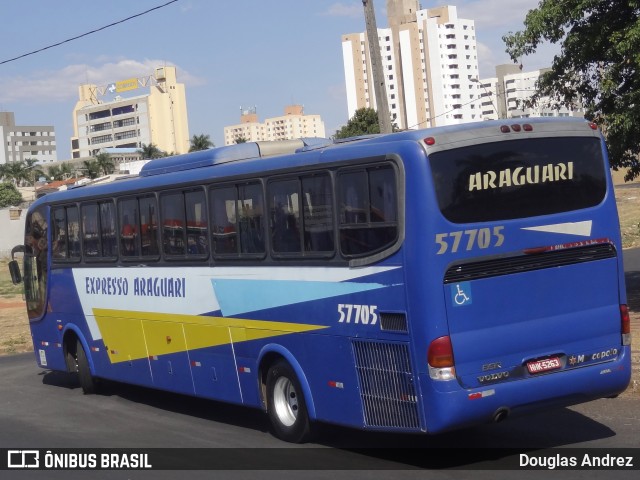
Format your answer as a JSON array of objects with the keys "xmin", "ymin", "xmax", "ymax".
[
  {"xmin": 82, "ymin": 160, "xmax": 101, "ymax": 180},
  {"xmin": 234, "ymin": 135, "xmax": 248, "ymax": 144},
  {"xmin": 94, "ymin": 152, "xmax": 115, "ymax": 176},
  {"xmin": 503, "ymin": 0, "xmax": 640, "ymax": 179},
  {"xmin": 47, "ymin": 162, "xmax": 73, "ymax": 181},
  {"xmin": 138, "ymin": 143, "xmax": 165, "ymax": 159},
  {"xmin": 189, "ymin": 134, "xmax": 214, "ymax": 152},
  {"xmin": 0, "ymin": 182, "xmax": 22, "ymax": 208},
  {"xmin": 0, "ymin": 159, "xmax": 42, "ymax": 187},
  {"xmin": 334, "ymin": 108, "xmax": 381, "ymax": 139}
]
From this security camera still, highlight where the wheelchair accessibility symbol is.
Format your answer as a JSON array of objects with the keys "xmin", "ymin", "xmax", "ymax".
[{"xmin": 451, "ymin": 282, "xmax": 472, "ymax": 307}]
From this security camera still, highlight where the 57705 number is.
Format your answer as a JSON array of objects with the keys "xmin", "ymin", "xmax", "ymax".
[
  {"xmin": 435, "ymin": 226, "xmax": 504, "ymax": 255},
  {"xmin": 338, "ymin": 304, "xmax": 378, "ymax": 325}
]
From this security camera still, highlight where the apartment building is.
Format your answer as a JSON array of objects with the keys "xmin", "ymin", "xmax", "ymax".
[
  {"xmin": 71, "ymin": 66, "xmax": 189, "ymax": 158},
  {"xmin": 479, "ymin": 64, "xmax": 585, "ymax": 120},
  {"xmin": 223, "ymin": 105, "xmax": 325, "ymax": 145},
  {"xmin": 0, "ymin": 111, "xmax": 57, "ymax": 165},
  {"xmin": 342, "ymin": 1, "xmax": 481, "ymax": 130}
]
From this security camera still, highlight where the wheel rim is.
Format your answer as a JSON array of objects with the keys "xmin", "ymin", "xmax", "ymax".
[{"xmin": 273, "ymin": 376, "xmax": 299, "ymax": 427}]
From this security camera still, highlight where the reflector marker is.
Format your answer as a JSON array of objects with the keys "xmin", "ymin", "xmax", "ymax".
[
  {"xmin": 468, "ymin": 389, "xmax": 495, "ymax": 400},
  {"xmin": 238, "ymin": 367, "xmax": 251, "ymax": 373},
  {"xmin": 328, "ymin": 381, "xmax": 344, "ymax": 389}
]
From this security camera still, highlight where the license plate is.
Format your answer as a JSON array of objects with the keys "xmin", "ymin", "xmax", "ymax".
[{"xmin": 526, "ymin": 357, "xmax": 561, "ymax": 374}]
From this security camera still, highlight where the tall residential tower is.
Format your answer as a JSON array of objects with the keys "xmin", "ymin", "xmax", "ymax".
[{"xmin": 342, "ymin": 2, "xmax": 481, "ymax": 130}]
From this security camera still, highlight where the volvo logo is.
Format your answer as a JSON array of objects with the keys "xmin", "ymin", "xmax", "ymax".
[{"xmin": 478, "ymin": 371, "xmax": 509, "ymax": 383}]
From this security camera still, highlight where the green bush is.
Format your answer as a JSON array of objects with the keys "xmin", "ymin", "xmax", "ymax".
[{"xmin": 0, "ymin": 182, "xmax": 22, "ymax": 208}]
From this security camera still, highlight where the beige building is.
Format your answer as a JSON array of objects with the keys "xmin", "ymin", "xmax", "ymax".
[
  {"xmin": 0, "ymin": 111, "xmax": 57, "ymax": 165},
  {"xmin": 71, "ymin": 66, "xmax": 189, "ymax": 158},
  {"xmin": 342, "ymin": 1, "xmax": 481, "ymax": 130},
  {"xmin": 224, "ymin": 105, "xmax": 326, "ymax": 145}
]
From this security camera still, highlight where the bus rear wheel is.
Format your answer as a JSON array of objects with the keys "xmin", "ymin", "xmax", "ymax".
[
  {"xmin": 75, "ymin": 340, "xmax": 98, "ymax": 394},
  {"xmin": 266, "ymin": 360, "xmax": 312, "ymax": 443}
]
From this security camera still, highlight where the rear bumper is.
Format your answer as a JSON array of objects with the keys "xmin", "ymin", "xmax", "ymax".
[{"xmin": 419, "ymin": 345, "xmax": 632, "ymax": 434}]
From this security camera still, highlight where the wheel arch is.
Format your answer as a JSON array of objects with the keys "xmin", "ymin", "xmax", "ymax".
[
  {"xmin": 62, "ymin": 325, "xmax": 95, "ymax": 374},
  {"xmin": 257, "ymin": 344, "xmax": 317, "ymax": 420}
]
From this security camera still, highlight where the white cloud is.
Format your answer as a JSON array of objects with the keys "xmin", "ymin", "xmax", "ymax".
[
  {"xmin": 476, "ymin": 41, "xmax": 500, "ymax": 79},
  {"xmin": 324, "ymin": 2, "xmax": 361, "ymax": 18},
  {"xmin": 453, "ymin": 0, "xmax": 538, "ymax": 31},
  {"xmin": 0, "ymin": 58, "xmax": 205, "ymax": 105}
]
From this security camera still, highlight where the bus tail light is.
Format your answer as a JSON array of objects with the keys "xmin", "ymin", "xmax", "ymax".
[
  {"xmin": 428, "ymin": 336, "xmax": 456, "ymax": 381},
  {"xmin": 621, "ymin": 304, "xmax": 631, "ymax": 346}
]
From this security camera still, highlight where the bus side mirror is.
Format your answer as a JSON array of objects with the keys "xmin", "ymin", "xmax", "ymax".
[{"xmin": 8, "ymin": 260, "xmax": 22, "ymax": 285}]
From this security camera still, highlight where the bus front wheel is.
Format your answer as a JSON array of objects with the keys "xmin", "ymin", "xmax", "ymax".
[
  {"xmin": 75, "ymin": 340, "xmax": 98, "ymax": 394},
  {"xmin": 266, "ymin": 360, "xmax": 312, "ymax": 443}
]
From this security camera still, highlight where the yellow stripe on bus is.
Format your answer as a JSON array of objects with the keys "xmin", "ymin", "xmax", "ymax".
[{"xmin": 92, "ymin": 308, "xmax": 329, "ymax": 364}]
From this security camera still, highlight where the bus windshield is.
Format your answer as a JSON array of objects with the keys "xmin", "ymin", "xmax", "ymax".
[{"xmin": 428, "ymin": 136, "xmax": 607, "ymax": 223}]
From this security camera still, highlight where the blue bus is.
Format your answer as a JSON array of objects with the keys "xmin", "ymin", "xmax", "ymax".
[{"xmin": 9, "ymin": 118, "xmax": 631, "ymax": 442}]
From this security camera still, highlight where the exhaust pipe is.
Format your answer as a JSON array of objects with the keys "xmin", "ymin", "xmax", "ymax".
[{"xmin": 493, "ymin": 407, "xmax": 510, "ymax": 423}]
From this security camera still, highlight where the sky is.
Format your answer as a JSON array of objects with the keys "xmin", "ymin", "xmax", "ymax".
[{"xmin": 0, "ymin": 0, "xmax": 559, "ymax": 161}]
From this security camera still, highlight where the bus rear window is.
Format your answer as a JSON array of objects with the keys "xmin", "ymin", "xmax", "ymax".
[{"xmin": 428, "ymin": 137, "xmax": 607, "ymax": 223}]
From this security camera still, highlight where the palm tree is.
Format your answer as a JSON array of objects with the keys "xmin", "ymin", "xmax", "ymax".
[
  {"xmin": 2, "ymin": 159, "xmax": 41, "ymax": 186},
  {"xmin": 234, "ymin": 135, "xmax": 248, "ymax": 144},
  {"xmin": 189, "ymin": 134, "xmax": 214, "ymax": 152},
  {"xmin": 82, "ymin": 160, "xmax": 101, "ymax": 180},
  {"xmin": 138, "ymin": 143, "xmax": 165, "ymax": 159},
  {"xmin": 94, "ymin": 152, "xmax": 115, "ymax": 176},
  {"xmin": 23, "ymin": 159, "xmax": 45, "ymax": 191},
  {"xmin": 47, "ymin": 162, "xmax": 73, "ymax": 181}
]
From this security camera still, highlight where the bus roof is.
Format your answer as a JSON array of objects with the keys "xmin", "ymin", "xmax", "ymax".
[{"xmin": 29, "ymin": 117, "xmax": 598, "ymax": 209}]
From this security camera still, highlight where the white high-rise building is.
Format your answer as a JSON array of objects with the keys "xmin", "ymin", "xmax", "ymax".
[
  {"xmin": 342, "ymin": 1, "xmax": 481, "ymax": 130},
  {"xmin": 479, "ymin": 64, "xmax": 585, "ymax": 120}
]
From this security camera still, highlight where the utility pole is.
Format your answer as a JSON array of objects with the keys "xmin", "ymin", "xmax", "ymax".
[{"xmin": 362, "ymin": 0, "xmax": 393, "ymax": 134}]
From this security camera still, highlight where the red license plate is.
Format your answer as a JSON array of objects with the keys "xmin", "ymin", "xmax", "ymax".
[{"xmin": 526, "ymin": 357, "xmax": 561, "ymax": 374}]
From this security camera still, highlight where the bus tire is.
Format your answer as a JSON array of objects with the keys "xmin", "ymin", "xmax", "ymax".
[
  {"xmin": 75, "ymin": 340, "xmax": 98, "ymax": 395},
  {"xmin": 266, "ymin": 360, "xmax": 312, "ymax": 443}
]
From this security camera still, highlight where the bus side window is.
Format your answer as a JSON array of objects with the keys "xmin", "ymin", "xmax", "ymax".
[
  {"xmin": 211, "ymin": 186, "xmax": 238, "ymax": 256},
  {"xmin": 66, "ymin": 206, "xmax": 81, "ymax": 260},
  {"xmin": 161, "ymin": 193, "xmax": 186, "ymax": 256},
  {"xmin": 52, "ymin": 207, "xmax": 68, "ymax": 259},
  {"xmin": 52, "ymin": 205, "xmax": 81, "ymax": 261},
  {"xmin": 269, "ymin": 179, "xmax": 301, "ymax": 254},
  {"xmin": 185, "ymin": 190, "xmax": 208, "ymax": 257},
  {"xmin": 100, "ymin": 201, "xmax": 118, "ymax": 257},
  {"xmin": 139, "ymin": 196, "xmax": 159, "ymax": 257},
  {"xmin": 302, "ymin": 174, "xmax": 334, "ymax": 253},
  {"xmin": 82, "ymin": 204, "xmax": 99, "ymax": 258},
  {"xmin": 119, "ymin": 199, "xmax": 140, "ymax": 257},
  {"xmin": 338, "ymin": 165, "xmax": 398, "ymax": 257},
  {"xmin": 238, "ymin": 183, "xmax": 265, "ymax": 255}
]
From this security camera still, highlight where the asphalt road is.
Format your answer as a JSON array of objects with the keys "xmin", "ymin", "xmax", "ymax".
[
  {"xmin": 0, "ymin": 354, "xmax": 639, "ymax": 479},
  {"xmin": 0, "ymin": 248, "xmax": 638, "ymax": 479}
]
